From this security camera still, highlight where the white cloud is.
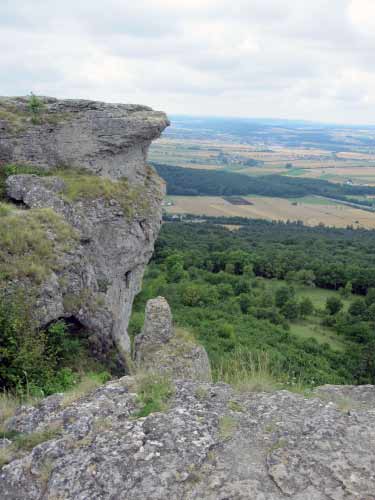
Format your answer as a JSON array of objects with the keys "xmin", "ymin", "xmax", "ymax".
[
  {"xmin": 0, "ymin": 0, "xmax": 375, "ymax": 123},
  {"xmin": 348, "ymin": 0, "xmax": 375, "ymax": 37}
]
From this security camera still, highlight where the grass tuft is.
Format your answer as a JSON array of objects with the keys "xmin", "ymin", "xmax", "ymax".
[
  {"xmin": 228, "ymin": 400, "xmax": 244, "ymax": 412},
  {"xmin": 0, "ymin": 423, "xmax": 62, "ymax": 469},
  {"xmin": 0, "ymin": 392, "xmax": 19, "ymax": 434},
  {"xmin": 61, "ymin": 373, "xmax": 109, "ymax": 407},
  {"xmin": 218, "ymin": 415, "xmax": 237, "ymax": 440},
  {"xmin": 133, "ymin": 373, "xmax": 174, "ymax": 418}
]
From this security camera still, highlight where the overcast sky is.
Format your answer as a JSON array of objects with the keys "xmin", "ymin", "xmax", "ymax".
[{"xmin": 2, "ymin": 0, "xmax": 375, "ymax": 124}]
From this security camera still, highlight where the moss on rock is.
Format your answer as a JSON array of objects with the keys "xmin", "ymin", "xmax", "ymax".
[{"xmin": 53, "ymin": 168, "xmax": 151, "ymax": 218}]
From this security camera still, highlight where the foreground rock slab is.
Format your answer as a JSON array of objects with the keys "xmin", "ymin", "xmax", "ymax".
[{"xmin": 1, "ymin": 381, "xmax": 374, "ymax": 499}]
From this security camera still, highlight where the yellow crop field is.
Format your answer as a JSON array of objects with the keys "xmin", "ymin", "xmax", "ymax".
[{"xmin": 165, "ymin": 196, "xmax": 375, "ymax": 229}]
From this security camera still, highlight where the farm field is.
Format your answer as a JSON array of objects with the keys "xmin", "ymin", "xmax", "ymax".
[
  {"xmin": 164, "ymin": 195, "xmax": 375, "ymax": 228},
  {"xmin": 150, "ymin": 137, "xmax": 375, "ymax": 185}
]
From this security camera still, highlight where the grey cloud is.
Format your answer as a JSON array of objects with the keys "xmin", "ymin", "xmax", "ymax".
[{"xmin": 1, "ymin": 0, "xmax": 375, "ymax": 123}]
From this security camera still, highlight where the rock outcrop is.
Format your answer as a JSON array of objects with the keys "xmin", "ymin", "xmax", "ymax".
[
  {"xmin": 0, "ymin": 97, "xmax": 169, "ymax": 363},
  {"xmin": 0, "ymin": 97, "xmax": 169, "ymax": 183},
  {"xmin": 134, "ymin": 297, "xmax": 212, "ymax": 382},
  {"xmin": 1, "ymin": 380, "xmax": 375, "ymax": 499}
]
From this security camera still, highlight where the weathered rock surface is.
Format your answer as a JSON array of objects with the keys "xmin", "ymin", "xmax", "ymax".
[
  {"xmin": 134, "ymin": 297, "xmax": 212, "ymax": 382},
  {"xmin": 1, "ymin": 381, "xmax": 374, "ymax": 499},
  {"xmin": 0, "ymin": 96, "xmax": 169, "ymax": 183},
  {"xmin": 0, "ymin": 97, "xmax": 169, "ymax": 363}
]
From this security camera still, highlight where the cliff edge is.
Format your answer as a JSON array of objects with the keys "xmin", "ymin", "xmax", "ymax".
[{"xmin": 0, "ymin": 96, "xmax": 169, "ymax": 363}]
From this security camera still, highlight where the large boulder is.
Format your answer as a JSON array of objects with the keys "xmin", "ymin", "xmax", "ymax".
[
  {"xmin": 134, "ymin": 297, "xmax": 212, "ymax": 382},
  {"xmin": 1, "ymin": 380, "xmax": 374, "ymax": 499}
]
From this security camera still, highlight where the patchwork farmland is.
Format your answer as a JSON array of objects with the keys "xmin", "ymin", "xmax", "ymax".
[{"xmin": 164, "ymin": 195, "xmax": 375, "ymax": 229}]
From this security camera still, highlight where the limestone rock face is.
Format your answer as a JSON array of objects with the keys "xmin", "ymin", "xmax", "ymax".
[
  {"xmin": 0, "ymin": 97, "xmax": 169, "ymax": 363},
  {"xmin": 0, "ymin": 96, "xmax": 169, "ymax": 183},
  {"xmin": 1, "ymin": 381, "xmax": 375, "ymax": 499},
  {"xmin": 134, "ymin": 297, "xmax": 212, "ymax": 382}
]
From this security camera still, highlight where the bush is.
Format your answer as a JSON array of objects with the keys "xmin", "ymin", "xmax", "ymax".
[
  {"xmin": 281, "ymin": 300, "xmax": 300, "ymax": 321},
  {"xmin": 325, "ymin": 297, "xmax": 343, "ymax": 316},
  {"xmin": 348, "ymin": 298, "xmax": 367, "ymax": 318},
  {"xmin": 0, "ymin": 288, "xmax": 111, "ymax": 396},
  {"xmin": 299, "ymin": 297, "xmax": 314, "ymax": 318},
  {"xmin": 27, "ymin": 93, "xmax": 44, "ymax": 124},
  {"xmin": 275, "ymin": 285, "xmax": 295, "ymax": 308}
]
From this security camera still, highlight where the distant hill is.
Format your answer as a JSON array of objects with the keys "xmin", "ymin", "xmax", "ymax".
[{"xmin": 165, "ymin": 115, "xmax": 375, "ymax": 152}]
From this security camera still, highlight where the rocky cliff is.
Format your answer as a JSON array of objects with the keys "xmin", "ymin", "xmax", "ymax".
[
  {"xmin": 0, "ymin": 96, "xmax": 169, "ymax": 363},
  {"xmin": 1, "ymin": 97, "xmax": 375, "ymax": 499}
]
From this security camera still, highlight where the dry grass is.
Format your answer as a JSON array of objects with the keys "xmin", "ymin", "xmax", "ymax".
[
  {"xmin": 0, "ymin": 207, "xmax": 78, "ymax": 284},
  {"xmin": 214, "ymin": 350, "xmax": 284, "ymax": 393},
  {"xmin": 0, "ymin": 392, "xmax": 19, "ymax": 433},
  {"xmin": 61, "ymin": 374, "xmax": 104, "ymax": 407}
]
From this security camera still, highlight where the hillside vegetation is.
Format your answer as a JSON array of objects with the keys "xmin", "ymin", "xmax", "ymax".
[{"xmin": 130, "ymin": 219, "xmax": 375, "ymax": 387}]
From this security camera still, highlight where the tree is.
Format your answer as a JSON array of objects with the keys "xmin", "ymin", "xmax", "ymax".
[
  {"xmin": 300, "ymin": 297, "xmax": 314, "ymax": 318},
  {"xmin": 237, "ymin": 293, "xmax": 252, "ymax": 314},
  {"xmin": 367, "ymin": 303, "xmax": 375, "ymax": 322},
  {"xmin": 165, "ymin": 254, "xmax": 188, "ymax": 283},
  {"xmin": 348, "ymin": 298, "xmax": 367, "ymax": 318},
  {"xmin": 281, "ymin": 300, "xmax": 300, "ymax": 320},
  {"xmin": 275, "ymin": 285, "xmax": 295, "ymax": 308},
  {"xmin": 325, "ymin": 296, "xmax": 343, "ymax": 316},
  {"xmin": 340, "ymin": 281, "xmax": 353, "ymax": 299},
  {"xmin": 182, "ymin": 285, "xmax": 201, "ymax": 306},
  {"xmin": 365, "ymin": 288, "xmax": 375, "ymax": 307}
]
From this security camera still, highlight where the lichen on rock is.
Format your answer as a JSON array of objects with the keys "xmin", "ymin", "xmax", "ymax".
[{"xmin": 1, "ymin": 380, "xmax": 375, "ymax": 499}]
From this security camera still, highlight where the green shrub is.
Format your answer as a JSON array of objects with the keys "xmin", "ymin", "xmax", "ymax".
[
  {"xmin": 0, "ymin": 288, "xmax": 111, "ymax": 396},
  {"xmin": 27, "ymin": 93, "xmax": 44, "ymax": 124},
  {"xmin": 326, "ymin": 297, "xmax": 343, "ymax": 315}
]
